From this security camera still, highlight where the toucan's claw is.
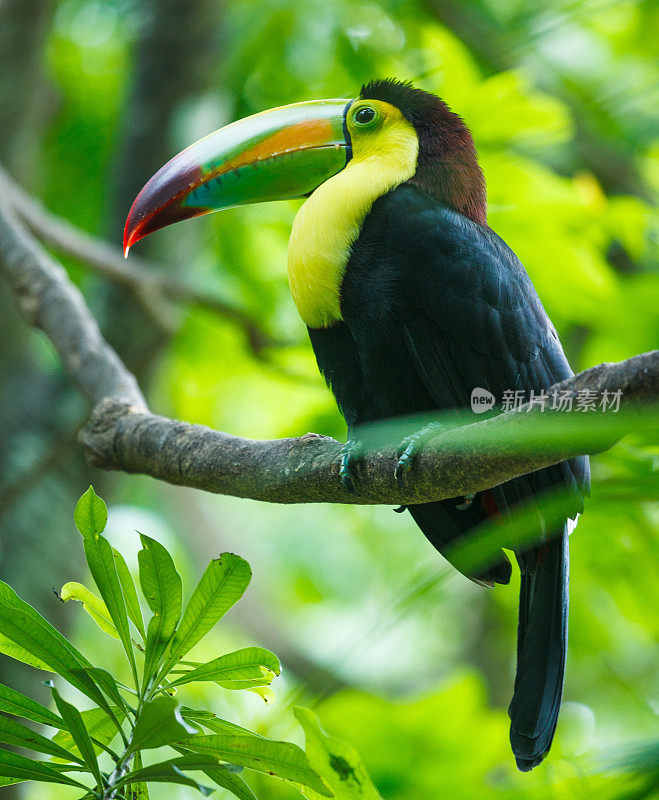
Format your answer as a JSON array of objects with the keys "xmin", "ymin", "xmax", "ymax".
[
  {"xmin": 394, "ymin": 422, "xmax": 447, "ymax": 486},
  {"xmin": 339, "ymin": 438, "xmax": 363, "ymax": 495}
]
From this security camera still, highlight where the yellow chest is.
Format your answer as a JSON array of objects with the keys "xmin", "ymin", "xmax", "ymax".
[{"xmin": 287, "ymin": 136, "xmax": 418, "ymax": 328}]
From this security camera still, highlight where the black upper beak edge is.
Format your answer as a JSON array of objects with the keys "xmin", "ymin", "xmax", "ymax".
[{"xmin": 342, "ymin": 99, "xmax": 354, "ymax": 164}]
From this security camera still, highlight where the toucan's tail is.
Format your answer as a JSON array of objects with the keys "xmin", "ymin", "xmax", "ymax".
[{"xmin": 508, "ymin": 530, "xmax": 569, "ymax": 771}]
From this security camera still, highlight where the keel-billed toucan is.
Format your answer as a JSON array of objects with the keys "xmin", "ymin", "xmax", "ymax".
[{"xmin": 124, "ymin": 80, "xmax": 590, "ymax": 771}]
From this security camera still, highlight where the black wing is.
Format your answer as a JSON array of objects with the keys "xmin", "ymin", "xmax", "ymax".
[{"xmin": 344, "ymin": 183, "xmax": 590, "ymax": 770}]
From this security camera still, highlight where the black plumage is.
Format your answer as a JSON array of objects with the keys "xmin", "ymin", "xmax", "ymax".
[{"xmin": 309, "ymin": 182, "xmax": 590, "ymax": 770}]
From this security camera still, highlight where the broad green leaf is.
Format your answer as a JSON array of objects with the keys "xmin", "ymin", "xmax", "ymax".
[
  {"xmin": 113, "ymin": 547, "xmax": 146, "ymax": 640},
  {"xmin": 176, "ymin": 747, "xmax": 257, "ymax": 800},
  {"xmin": 138, "ymin": 533, "xmax": 182, "ymax": 686},
  {"xmin": 294, "ymin": 707, "xmax": 383, "ymax": 799},
  {"xmin": 60, "ymin": 582, "xmax": 119, "ymax": 639},
  {"xmin": 83, "ymin": 532, "xmax": 137, "ymax": 683},
  {"xmin": 0, "ymin": 683, "xmax": 64, "ymax": 729},
  {"xmin": 128, "ymin": 695, "xmax": 198, "ymax": 754},
  {"xmin": 0, "ymin": 748, "xmax": 88, "ymax": 788},
  {"xmin": 0, "ymin": 633, "xmax": 53, "ymax": 671},
  {"xmin": 0, "ymin": 715, "xmax": 83, "ymax": 763},
  {"xmin": 115, "ymin": 755, "xmax": 221, "ymax": 796},
  {"xmin": 73, "ymin": 486, "xmax": 108, "ymax": 539},
  {"xmin": 0, "ymin": 776, "xmax": 24, "ymax": 787},
  {"xmin": 162, "ymin": 554, "xmax": 251, "ymax": 673},
  {"xmin": 201, "ymin": 767, "xmax": 257, "ymax": 800},
  {"xmin": 182, "ymin": 710, "xmax": 264, "ymax": 739},
  {"xmin": 52, "ymin": 687, "xmax": 104, "ymax": 790},
  {"xmin": 166, "ymin": 647, "xmax": 280, "ymax": 691},
  {"xmin": 53, "ymin": 705, "xmax": 125, "ymax": 759},
  {"xmin": 0, "ymin": 581, "xmax": 108, "ymax": 708},
  {"xmin": 184, "ymin": 734, "xmax": 329, "ymax": 795},
  {"xmin": 126, "ymin": 750, "xmax": 150, "ymax": 800}
]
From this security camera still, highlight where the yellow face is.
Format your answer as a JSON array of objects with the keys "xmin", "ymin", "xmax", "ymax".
[
  {"xmin": 288, "ymin": 98, "xmax": 419, "ymax": 328},
  {"xmin": 345, "ymin": 99, "xmax": 418, "ymax": 168}
]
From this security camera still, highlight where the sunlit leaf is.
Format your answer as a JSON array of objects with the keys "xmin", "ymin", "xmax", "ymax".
[
  {"xmin": 247, "ymin": 686, "xmax": 275, "ymax": 704},
  {"xmin": 128, "ymin": 695, "xmax": 198, "ymax": 753},
  {"xmin": 294, "ymin": 707, "xmax": 383, "ymax": 799},
  {"xmin": 182, "ymin": 709, "xmax": 265, "ymax": 739},
  {"xmin": 0, "ymin": 581, "xmax": 108, "ymax": 708},
  {"xmin": 0, "ymin": 683, "xmax": 64, "ymax": 729},
  {"xmin": 59, "ymin": 581, "xmax": 119, "ymax": 639},
  {"xmin": 73, "ymin": 485, "xmax": 108, "ymax": 540},
  {"xmin": 113, "ymin": 547, "xmax": 146, "ymax": 640},
  {"xmin": 184, "ymin": 733, "xmax": 330, "ymax": 795},
  {"xmin": 138, "ymin": 533, "xmax": 182, "ymax": 686},
  {"xmin": 81, "ymin": 526, "xmax": 138, "ymax": 683},
  {"xmin": 162, "ymin": 554, "xmax": 251, "ymax": 673},
  {"xmin": 165, "ymin": 647, "xmax": 280, "ymax": 690},
  {"xmin": 0, "ymin": 633, "xmax": 53, "ymax": 671}
]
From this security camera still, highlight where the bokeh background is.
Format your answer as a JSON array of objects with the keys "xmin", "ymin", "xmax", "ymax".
[{"xmin": 0, "ymin": 0, "xmax": 657, "ymax": 798}]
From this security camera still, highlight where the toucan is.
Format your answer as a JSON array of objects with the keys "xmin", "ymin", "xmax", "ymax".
[{"xmin": 124, "ymin": 79, "xmax": 590, "ymax": 771}]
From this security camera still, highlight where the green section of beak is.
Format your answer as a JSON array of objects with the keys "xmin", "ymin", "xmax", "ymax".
[{"xmin": 124, "ymin": 99, "xmax": 352, "ymax": 254}]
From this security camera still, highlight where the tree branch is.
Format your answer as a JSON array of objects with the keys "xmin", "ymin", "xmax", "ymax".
[
  {"xmin": 1, "ymin": 189, "xmax": 657, "ymax": 507},
  {"xmin": 0, "ymin": 193, "xmax": 145, "ymax": 408}
]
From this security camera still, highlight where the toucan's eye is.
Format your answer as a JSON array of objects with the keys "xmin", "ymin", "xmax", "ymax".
[{"xmin": 354, "ymin": 106, "xmax": 376, "ymax": 125}]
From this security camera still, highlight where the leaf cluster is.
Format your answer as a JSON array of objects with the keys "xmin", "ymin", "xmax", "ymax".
[{"xmin": 0, "ymin": 487, "xmax": 381, "ymax": 800}]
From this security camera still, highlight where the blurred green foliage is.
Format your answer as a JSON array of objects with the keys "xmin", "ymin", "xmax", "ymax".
[{"xmin": 0, "ymin": 0, "xmax": 656, "ymax": 798}]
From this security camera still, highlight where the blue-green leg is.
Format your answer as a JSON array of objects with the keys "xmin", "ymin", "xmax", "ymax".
[{"xmin": 394, "ymin": 422, "xmax": 447, "ymax": 485}]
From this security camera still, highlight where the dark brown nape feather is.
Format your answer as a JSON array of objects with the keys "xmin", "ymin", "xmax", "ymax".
[{"xmin": 360, "ymin": 79, "xmax": 487, "ymax": 225}]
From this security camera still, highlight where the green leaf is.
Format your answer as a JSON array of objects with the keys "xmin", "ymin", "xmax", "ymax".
[
  {"xmin": 184, "ymin": 734, "xmax": 329, "ymax": 795},
  {"xmin": 0, "ymin": 581, "xmax": 108, "ymax": 708},
  {"xmin": 0, "ymin": 633, "xmax": 53, "ymax": 671},
  {"xmin": 0, "ymin": 776, "xmax": 24, "ymax": 787},
  {"xmin": 83, "ymin": 531, "xmax": 138, "ymax": 683},
  {"xmin": 125, "ymin": 750, "xmax": 150, "ymax": 800},
  {"xmin": 128, "ymin": 695, "xmax": 198, "ymax": 754},
  {"xmin": 182, "ymin": 710, "xmax": 264, "ymax": 739},
  {"xmin": 200, "ymin": 767, "xmax": 257, "ymax": 800},
  {"xmin": 113, "ymin": 547, "xmax": 146, "ymax": 640},
  {"xmin": 247, "ymin": 686, "xmax": 275, "ymax": 704},
  {"xmin": 175, "ymin": 747, "xmax": 257, "ymax": 800},
  {"xmin": 0, "ymin": 683, "xmax": 64, "ymax": 729},
  {"xmin": 166, "ymin": 647, "xmax": 280, "ymax": 691},
  {"xmin": 138, "ymin": 533, "xmax": 182, "ymax": 686},
  {"xmin": 0, "ymin": 748, "xmax": 88, "ymax": 788},
  {"xmin": 294, "ymin": 707, "xmax": 383, "ymax": 799},
  {"xmin": 53, "ymin": 705, "xmax": 125, "ymax": 759},
  {"xmin": 52, "ymin": 687, "xmax": 104, "ymax": 790},
  {"xmin": 162, "ymin": 554, "xmax": 251, "ymax": 673},
  {"xmin": 59, "ymin": 582, "xmax": 119, "ymax": 639},
  {"xmin": 115, "ymin": 754, "xmax": 221, "ymax": 796},
  {"xmin": 0, "ymin": 715, "xmax": 84, "ymax": 763},
  {"xmin": 74, "ymin": 486, "xmax": 108, "ymax": 539}
]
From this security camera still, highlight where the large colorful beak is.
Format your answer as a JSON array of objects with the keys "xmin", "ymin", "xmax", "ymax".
[{"xmin": 123, "ymin": 99, "xmax": 353, "ymax": 256}]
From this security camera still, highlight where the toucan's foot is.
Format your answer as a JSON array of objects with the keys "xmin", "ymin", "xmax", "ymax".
[
  {"xmin": 394, "ymin": 422, "xmax": 447, "ymax": 485},
  {"xmin": 339, "ymin": 438, "xmax": 364, "ymax": 495}
]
